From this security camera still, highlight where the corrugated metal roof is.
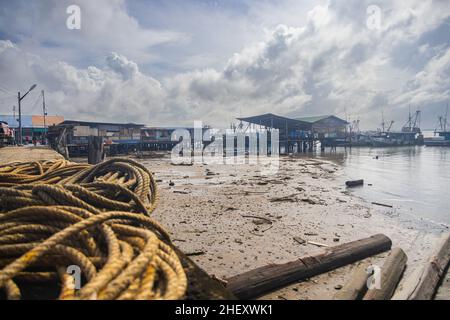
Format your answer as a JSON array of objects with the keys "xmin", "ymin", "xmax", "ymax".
[
  {"xmin": 295, "ymin": 115, "xmax": 349, "ymax": 125},
  {"xmin": 294, "ymin": 115, "xmax": 334, "ymax": 123},
  {"xmin": 237, "ymin": 113, "xmax": 311, "ymax": 130}
]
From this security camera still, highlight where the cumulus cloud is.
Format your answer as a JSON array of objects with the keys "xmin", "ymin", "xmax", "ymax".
[
  {"xmin": 0, "ymin": 41, "xmax": 165, "ymax": 123},
  {"xmin": 0, "ymin": 0, "xmax": 449, "ymax": 129}
]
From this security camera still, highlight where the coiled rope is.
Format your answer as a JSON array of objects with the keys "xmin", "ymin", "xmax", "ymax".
[{"xmin": 0, "ymin": 158, "xmax": 187, "ymax": 300}]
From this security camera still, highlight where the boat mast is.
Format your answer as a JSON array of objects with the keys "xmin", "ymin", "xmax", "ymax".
[{"xmin": 445, "ymin": 103, "xmax": 448, "ymax": 132}]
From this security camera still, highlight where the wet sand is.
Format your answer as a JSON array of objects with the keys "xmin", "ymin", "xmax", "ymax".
[
  {"xmin": 138, "ymin": 153, "xmax": 448, "ymax": 300},
  {"xmin": 2, "ymin": 147, "xmax": 446, "ymax": 299}
]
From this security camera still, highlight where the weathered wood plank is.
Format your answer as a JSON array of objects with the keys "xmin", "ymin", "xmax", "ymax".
[
  {"xmin": 226, "ymin": 234, "xmax": 392, "ymax": 300},
  {"xmin": 363, "ymin": 248, "xmax": 407, "ymax": 300},
  {"xmin": 392, "ymin": 232, "xmax": 450, "ymax": 300},
  {"xmin": 434, "ymin": 266, "xmax": 450, "ymax": 300},
  {"xmin": 333, "ymin": 263, "xmax": 370, "ymax": 300}
]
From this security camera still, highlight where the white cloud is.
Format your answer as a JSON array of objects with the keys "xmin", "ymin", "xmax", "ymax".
[{"xmin": 0, "ymin": 0, "xmax": 449, "ymax": 129}]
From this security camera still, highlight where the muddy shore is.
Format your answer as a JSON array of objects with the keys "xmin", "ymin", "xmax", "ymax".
[
  {"xmin": 1, "ymin": 148, "xmax": 447, "ymax": 299},
  {"xmin": 132, "ymin": 153, "xmax": 447, "ymax": 300}
]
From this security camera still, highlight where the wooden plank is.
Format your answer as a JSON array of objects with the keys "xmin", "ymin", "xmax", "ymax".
[
  {"xmin": 333, "ymin": 263, "xmax": 370, "ymax": 300},
  {"xmin": 363, "ymin": 248, "xmax": 407, "ymax": 300},
  {"xmin": 226, "ymin": 234, "xmax": 392, "ymax": 300},
  {"xmin": 392, "ymin": 232, "xmax": 450, "ymax": 300}
]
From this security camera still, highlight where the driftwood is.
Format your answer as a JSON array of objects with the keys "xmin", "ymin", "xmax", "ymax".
[
  {"xmin": 363, "ymin": 248, "xmax": 407, "ymax": 300},
  {"xmin": 345, "ymin": 179, "xmax": 364, "ymax": 187},
  {"xmin": 371, "ymin": 202, "xmax": 393, "ymax": 208},
  {"xmin": 226, "ymin": 234, "xmax": 392, "ymax": 299},
  {"xmin": 333, "ymin": 263, "xmax": 370, "ymax": 300},
  {"xmin": 392, "ymin": 232, "xmax": 450, "ymax": 300}
]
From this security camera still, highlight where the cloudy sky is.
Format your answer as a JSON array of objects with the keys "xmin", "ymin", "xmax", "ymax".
[{"xmin": 0, "ymin": 0, "xmax": 449, "ymax": 129}]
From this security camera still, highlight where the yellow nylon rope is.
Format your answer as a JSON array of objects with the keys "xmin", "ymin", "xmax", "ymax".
[{"xmin": 0, "ymin": 158, "xmax": 187, "ymax": 300}]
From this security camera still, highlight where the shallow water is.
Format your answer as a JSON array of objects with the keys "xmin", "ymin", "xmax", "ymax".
[{"xmin": 315, "ymin": 145, "xmax": 450, "ymax": 224}]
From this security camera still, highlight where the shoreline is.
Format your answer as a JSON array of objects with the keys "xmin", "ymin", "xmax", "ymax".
[
  {"xmin": 136, "ymin": 153, "xmax": 447, "ymax": 299},
  {"xmin": 0, "ymin": 147, "xmax": 447, "ymax": 299}
]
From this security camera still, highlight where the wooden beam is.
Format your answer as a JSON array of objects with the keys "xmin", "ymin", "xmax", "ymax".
[
  {"xmin": 363, "ymin": 248, "xmax": 407, "ymax": 300},
  {"xmin": 392, "ymin": 232, "xmax": 450, "ymax": 300},
  {"xmin": 434, "ymin": 266, "xmax": 450, "ymax": 300},
  {"xmin": 226, "ymin": 234, "xmax": 392, "ymax": 299},
  {"xmin": 333, "ymin": 263, "xmax": 370, "ymax": 300}
]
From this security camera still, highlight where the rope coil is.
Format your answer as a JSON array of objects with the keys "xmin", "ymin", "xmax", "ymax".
[{"xmin": 0, "ymin": 158, "xmax": 187, "ymax": 300}]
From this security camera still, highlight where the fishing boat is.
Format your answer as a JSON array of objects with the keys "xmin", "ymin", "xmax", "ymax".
[
  {"xmin": 368, "ymin": 112, "xmax": 398, "ymax": 146},
  {"xmin": 369, "ymin": 108, "xmax": 423, "ymax": 147},
  {"xmin": 424, "ymin": 105, "xmax": 450, "ymax": 147}
]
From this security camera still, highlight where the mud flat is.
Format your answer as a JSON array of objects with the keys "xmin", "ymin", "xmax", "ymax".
[{"xmin": 137, "ymin": 154, "xmax": 448, "ymax": 300}]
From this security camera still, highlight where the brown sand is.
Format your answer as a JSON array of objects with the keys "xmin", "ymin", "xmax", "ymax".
[{"xmin": 138, "ymin": 153, "xmax": 447, "ymax": 300}]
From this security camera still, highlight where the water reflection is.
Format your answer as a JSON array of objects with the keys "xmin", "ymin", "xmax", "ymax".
[{"xmin": 314, "ymin": 146, "xmax": 450, "ymax": 224}]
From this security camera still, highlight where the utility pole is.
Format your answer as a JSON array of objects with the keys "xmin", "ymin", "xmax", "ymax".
[
  {"xmin": 42, "ymin": 90, "xmax": 47, "ymax": 143},
  {"xmin": 17, "ymin": 84, "xmax": 37, "ymax": 145},
  {"xmin": 12, "ymin": 105, "xmax": 16, "ymax": 144},
  {"xmin": 18, "ymin": 92, "xmax": 21, "ymax": 145}
]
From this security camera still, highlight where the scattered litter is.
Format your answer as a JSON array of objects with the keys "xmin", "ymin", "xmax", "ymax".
[
  {"xmin": 345, "ymin": 179, "xmax": 364, "ymax": 187},
  {"xmin": 307, "ymin": 240, "xmax": 329, "ymax": 247},
  {"xmin": 186, "ymin": 251, "xmax": 206, "ymax": 256},
  {"xmin": 270, "ymin": 193, "xmax": 300, "ymax": 202},
  {"xmin": 301, "ymin": 198, "xmax": 317, "ymax": 205},
  {"xmin": 241, "ymin": 215, "xmax": 273, "ymax": 225},
  {"xmin": 371, "ymin": 202, "xmax": 393, "ymax": 208},
  {"xmin": 294, "ymin": 237, "xmax": 306, "ymax": 245},
  {"xmin": 173, "ymin": 190, "xmax": 189, "ymax": 194}
]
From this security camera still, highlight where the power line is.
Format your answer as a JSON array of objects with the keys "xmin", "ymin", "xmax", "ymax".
[{"xmin": 0, "ymin": 84, "xmax": 14, "ymax": 96}]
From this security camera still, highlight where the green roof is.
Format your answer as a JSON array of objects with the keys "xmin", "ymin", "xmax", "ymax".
[{"xmin": 295, "ymin": 115, "xmax": 335, "ymax": 123}]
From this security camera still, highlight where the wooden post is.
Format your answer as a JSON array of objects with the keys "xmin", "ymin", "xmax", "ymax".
[
  {"xmin": 55, "ymin": 127, "xmax": 69, "ymax": 160},
  {"xmin": 333, "ymin": 263, "xmax": 370, "ymax": 300},
  {"xmin": 88, "ymin": 135, "xmax": 104, "ymax": 164},
  {"xmin": 226, "ymin": 234, "xmax": 392, "ymax": 299},
  {"xmin": 363, "ymin": 248, "xmax": 407, "ymax": 300},
  {"xmin": 392, "ymin": 232, "xmax": 450, "ymax": 300}
]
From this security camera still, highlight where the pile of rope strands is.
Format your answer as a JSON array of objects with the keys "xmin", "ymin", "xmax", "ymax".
[{"xmin": 0, "ymin": 158, "xmax": 187, "ymax": 300}]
